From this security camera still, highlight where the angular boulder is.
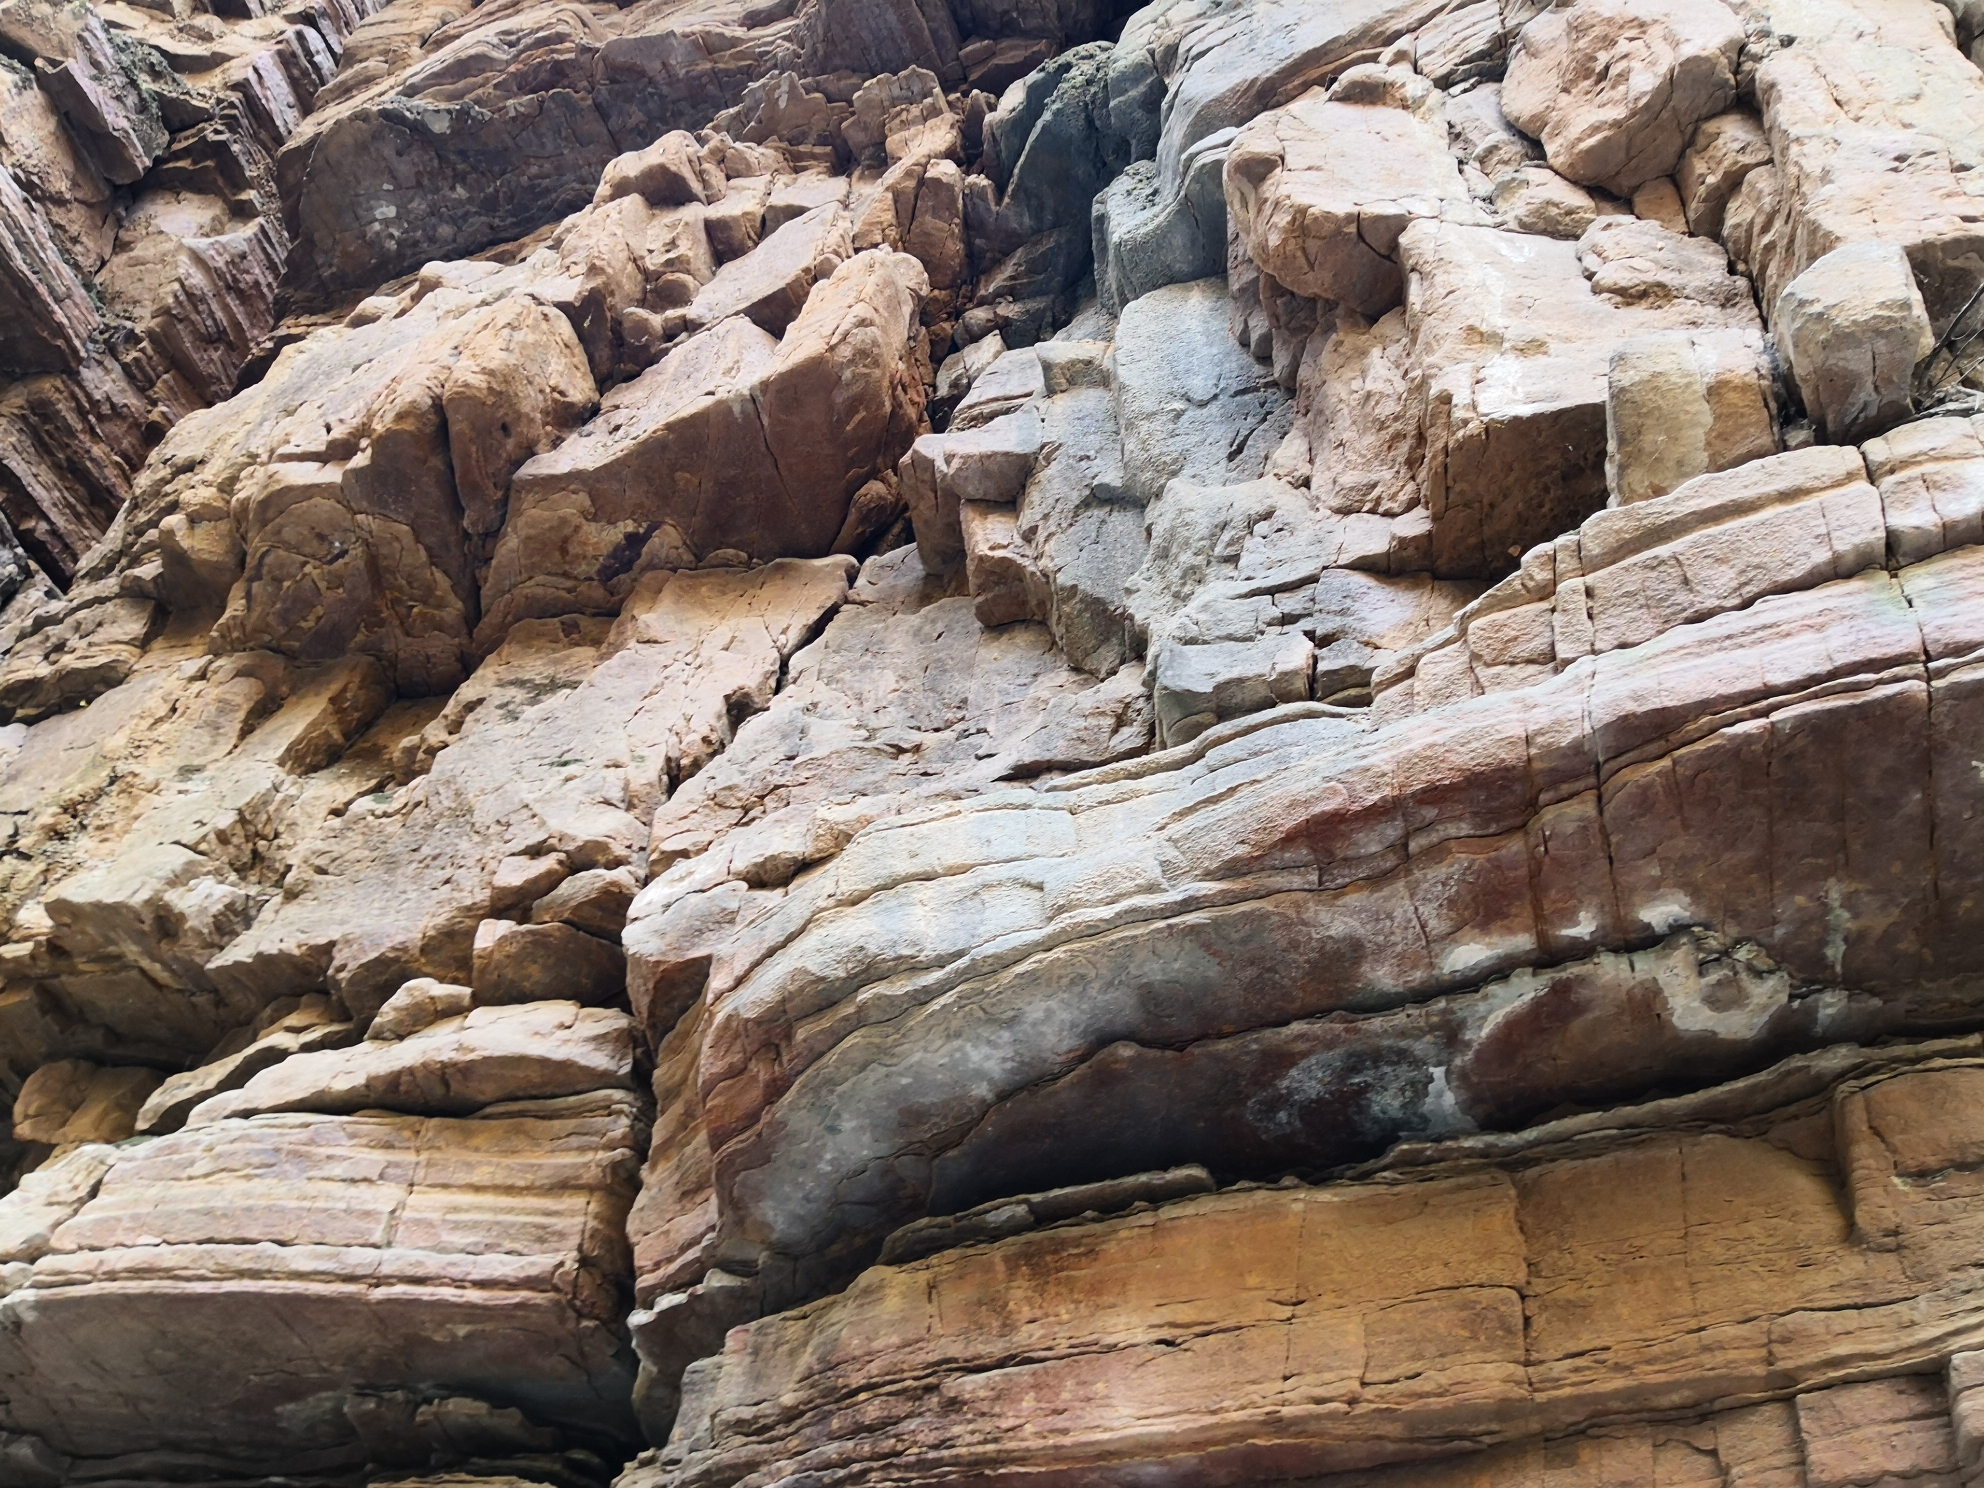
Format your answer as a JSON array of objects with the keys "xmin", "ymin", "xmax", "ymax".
[
  {"xmin": 1774, "ymin": 242, "xmax": 1933, "ymax": 444},
  {"xmin": 1225, "ymin": 72, "xmax": 1472, "ymax": 317},
  {"xmin": 1502, "ymin": 0, "xmax": 1744, "ymax": 196},
  {"xmin": 478, "ymin": 249, "xmax": 926, "ymax": 641}
]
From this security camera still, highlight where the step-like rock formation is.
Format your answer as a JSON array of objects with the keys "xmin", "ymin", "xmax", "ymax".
[{"xmin": 4, "ymin": 0, "xmax": 1984, "ymax": 1481}]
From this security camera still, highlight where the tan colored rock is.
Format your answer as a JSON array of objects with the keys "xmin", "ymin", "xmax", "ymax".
[
  {"xmin": 530, "ymin": 866, "xmax": 640, "ymax": 939},
  {"xmin": 1631, "ymin": 175, "xmax": 1689, "ymax": 232},
  {"xmin": 1731, "ymin": 0, "xmax": 1984, "ymax": 320},
  {"xmin": 367, "ymin": 978, "xmax": 473, "ymax": 1041},
  {"xmin": 901, "ymin": 407, "xmax": 1045, "ymax": 573},
  {"xmin": 134, "ymin": 266, "xmax": 619, "ymax": 693},
  {"xmin": 1378, "ymin": 441, "xmax": 1891, "ymax": 704},
  {"xmin": 480, "ymin": 250, "xmax": 925, "ymax": 638},
  {"xmin": 1225, "ymin": 83, "xmax": 1473, "ymax": 316},
  {"xmin": 41, "ymin": 840, "xmax": 266, "ymax": 999},
  {"xmin": 1675, "ymin": 110, "xmax": 1772, "ymax": 239},
  {"xmin": 1152, "ymin": 629, "xmax": 1314, "ymax": 745},
  {"xmin": 703, "ymin": 174, "xmax": 775, "ymax": 262},
  {"xmin": 1492, "ymin": 165, "xmax": 1602, "ymax": 239},
  {"xmin": 685, "ymin": 202, "xmax": 852, "ymax": 337},
  {"xmin": 595, "ymin": 130, "xmax": 725, "ymax": 209},
  {"xmin": 212, "ymin": 560, "xmax": 856, "ymax": 1018},
  {"xmin": 0, "ymin": 1098, "xmax": 644, "ymax": 1461},
  {"xmin": 1402, "ymin": 215, "xmax": 1762, "ymax": 574},
  {"xmin": 279, "ymin": 0, "xmax": 937, "ymax": 299},
  {"xmin": 49, "ymin": 1066, "xmax": 158, "ymax": 1147},
  {"xmin": 643, "ymin": 1052, "xmax": 1984, "ymax": 1488},
  {"xmin": 621, "ymin": 475, "xmax": 1984, "ymax": 1321},
  {"xmin": 1863, "ymin": 414, "xmax": 1984, "ymax": 565},
  {"xmin": 489, "ymin": 854, "xmax": 571, "ymax": 917},
  {"xmin": 0, "ymin": 640, "xmax": 409, "ymax": 1075},
  {"xmin": 11, "ymin": 1061, "xmax": 97, "ymax": 1146},
  {"xmin": 1606, "ymin": 328, "xmax": 1779, "ymax": 503},
  {"xmin": 1414, "ymin": 0, "xmax": 1508, "ymax": 83},
  {"xmin": 829, "ymin": 476, "xmax": 908, "ymax": 556},
  {"xmin": 137, "ymin": 1001, "xmax": 360, "ymax": 1135},
  {"xmin": 1774, "ymin": 241, "xmax": 1933, "ymax": 444},
  {"xmin": 0, "ymin": 1143, "xmax": 118, "ymax": 1265},
  {"xmin": 549, "ymin": 193, "xmax": 719, "ymax": 377},
  {"xmin": 766, "ymin": 170, "xmax": 852, "ymax": 233},
  {"xmin": 0, "ymin": 597, "xmax": 159, "ymax": 724},
  {"xmin": 0, "ymin": 61, "xmax": 113, "ymax": 276},
  {"xmin": 16, "ymin": 0, "xmax": 1984, "ymax": 1474},
  {"xmin": 1575, "ymin": 215, "xmax": 1757, "ymax": 316},
  {"xmin": 1502, "ymin": 0, "xmax": 1744, "ymax": 196},
  {"xmin": 470, "ymin": 919, "xmax": 626, "ymax": 1007},
  {"xmin": 186, "ymin": 1001, "xmax": 633, "ymax": 1122},
  {"xmin": 961, "ymin": 501, "xmax": 1050, "ymax": 628},
  {"xmin": 442, "ymin": 300, "xmax": 596, "ymax": 536}
]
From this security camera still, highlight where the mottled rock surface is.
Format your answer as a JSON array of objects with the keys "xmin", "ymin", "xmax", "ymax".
[{"xmin": 3, "ymin": 0, "xmax": 1984, "ymax": 1482}]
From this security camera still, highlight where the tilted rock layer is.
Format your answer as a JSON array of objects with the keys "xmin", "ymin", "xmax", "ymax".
[{"xmin": 4, "ymin": 0, "xmax": 1984, "ymax": 1481}]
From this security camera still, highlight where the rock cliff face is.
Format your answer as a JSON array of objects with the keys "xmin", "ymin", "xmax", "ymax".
[{"xmin": 5, "ymin": 0, "xmax": 1984, "ymax": 1481}]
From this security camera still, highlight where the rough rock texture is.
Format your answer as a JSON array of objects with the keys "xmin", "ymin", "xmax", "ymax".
[
  {"xmin": 5, "ymin": 0, "xmax": 1984, "ymax": 1482},
  {"xmin": 0, "ymin": 0, "xmax": 390, "ymax": 598},
  {"xmin": 1501, "ymin": 0, "xmax": 1743, "ymax": 196}
]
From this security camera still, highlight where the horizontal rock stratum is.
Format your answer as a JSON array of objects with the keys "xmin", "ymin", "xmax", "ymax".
[{"xmin": 4, "ymin": 0, "xmax": 1984, "ymax": 1482}]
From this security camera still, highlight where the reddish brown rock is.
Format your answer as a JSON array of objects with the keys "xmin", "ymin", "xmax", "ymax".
[
  {"xmin": 479, "ymin": 249, "xmax": 926, "ymax": 640},
  {"xmin": 5, "ymin": 0, "xmax": 1984, "ymax": 1478}
]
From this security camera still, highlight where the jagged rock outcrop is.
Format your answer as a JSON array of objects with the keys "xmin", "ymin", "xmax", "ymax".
[
  {"xmin": 0, "ymin": 0, "xmax": 391, "ymax": 619},
  {"xmin": 4, "ymin": 0, "xmax": 1984, "ymax": 1479},
  {"xmin": 642, "ymin": 1042, "xmax": 1984, "ymax": 1487}
]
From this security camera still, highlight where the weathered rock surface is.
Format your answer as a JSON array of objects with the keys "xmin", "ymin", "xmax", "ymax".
[
  {"xmin": 1502, "ymin": 0, "xmax": 1743, "ymax": 197},
  {"xmin": 185, "ymin": 1001, "xmax": 633, "ymax": 1123},
  {"xmin": 1776, "ymin": 242, "xmax": 1934, "ymax": 445},
  {"xmin": 482, "ymin": 250, "xmax": 927, "ymax": 640},
  {"xmin": 639, "ymin": 1045, "xmax": 1984, "ymax": 1487},
  {"xmin": 3, "ymin": 0, "xmax": 1984, "ymax": 1481},
  {"xmin": 0, "ymin": 1094, "xmax": 645, "ymax": 1477},
  {"xmin": 0, "ymin": 0, "xmax": 388, "ymax": 599},
  {"xmin": 1226, "ymin": 68, "xmax": 1474, "ymax": 317}
]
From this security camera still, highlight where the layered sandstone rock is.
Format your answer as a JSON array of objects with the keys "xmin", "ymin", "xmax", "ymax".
[
  {"xmin": 642, "ymin": 1043, "xmax": 1984, "ymax": 1487},
  {"xmin": 2, "ymin": 0, "xmax": 1984, "ymax": 1481}
]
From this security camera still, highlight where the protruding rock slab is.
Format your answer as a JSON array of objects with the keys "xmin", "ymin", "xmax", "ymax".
[
  {"xmin": 1774, "ymin": 242, "xmax": 1932, "ymax": 445},
  {"xmin": 1502, "ymin": 0, "xmax": 1743, "ymax": 197},
  {"xmin": 0, "ymin": 1094, "xmax": 645, "ymax": 1468},
  {"xmin": 479, "ymin": 249, "xmax": 926, "ymax": 640},
  {"xmin": 185, "ymin": 1002, "xmax": 634, "ymax": 1123},
  {"xmin": 1400, "ymin": 217, "xmax": 1761, "ymax": 574},
  {"xmin": 1225, "ymin": 75, "xmax": 1472, "ymax": 317},
  {"xmin": 641, "ymin": 1052, "xmax": 1984, "ymax": 1488}
]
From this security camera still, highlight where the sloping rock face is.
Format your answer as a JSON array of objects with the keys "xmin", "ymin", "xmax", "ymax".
[{"xmin": 5, "ymin": 0, "xmax": 1984, "ymax": 1483}]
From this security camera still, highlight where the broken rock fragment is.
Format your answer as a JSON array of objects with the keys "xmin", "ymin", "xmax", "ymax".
[
  {"xmin": 1775, "ymin": 241, "xmax": 1934, "ymax": 444},
  {"xmin": 1502, "ymin": 0, "xmax": 1744, "ymax": 196},
  {"xmin": 481, "ymin": 249, "xmax": 925, "ymax": 637},
  {"xmin": 1225, "ymin": 69, "xmax": 1473, "ymax": 316}
]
